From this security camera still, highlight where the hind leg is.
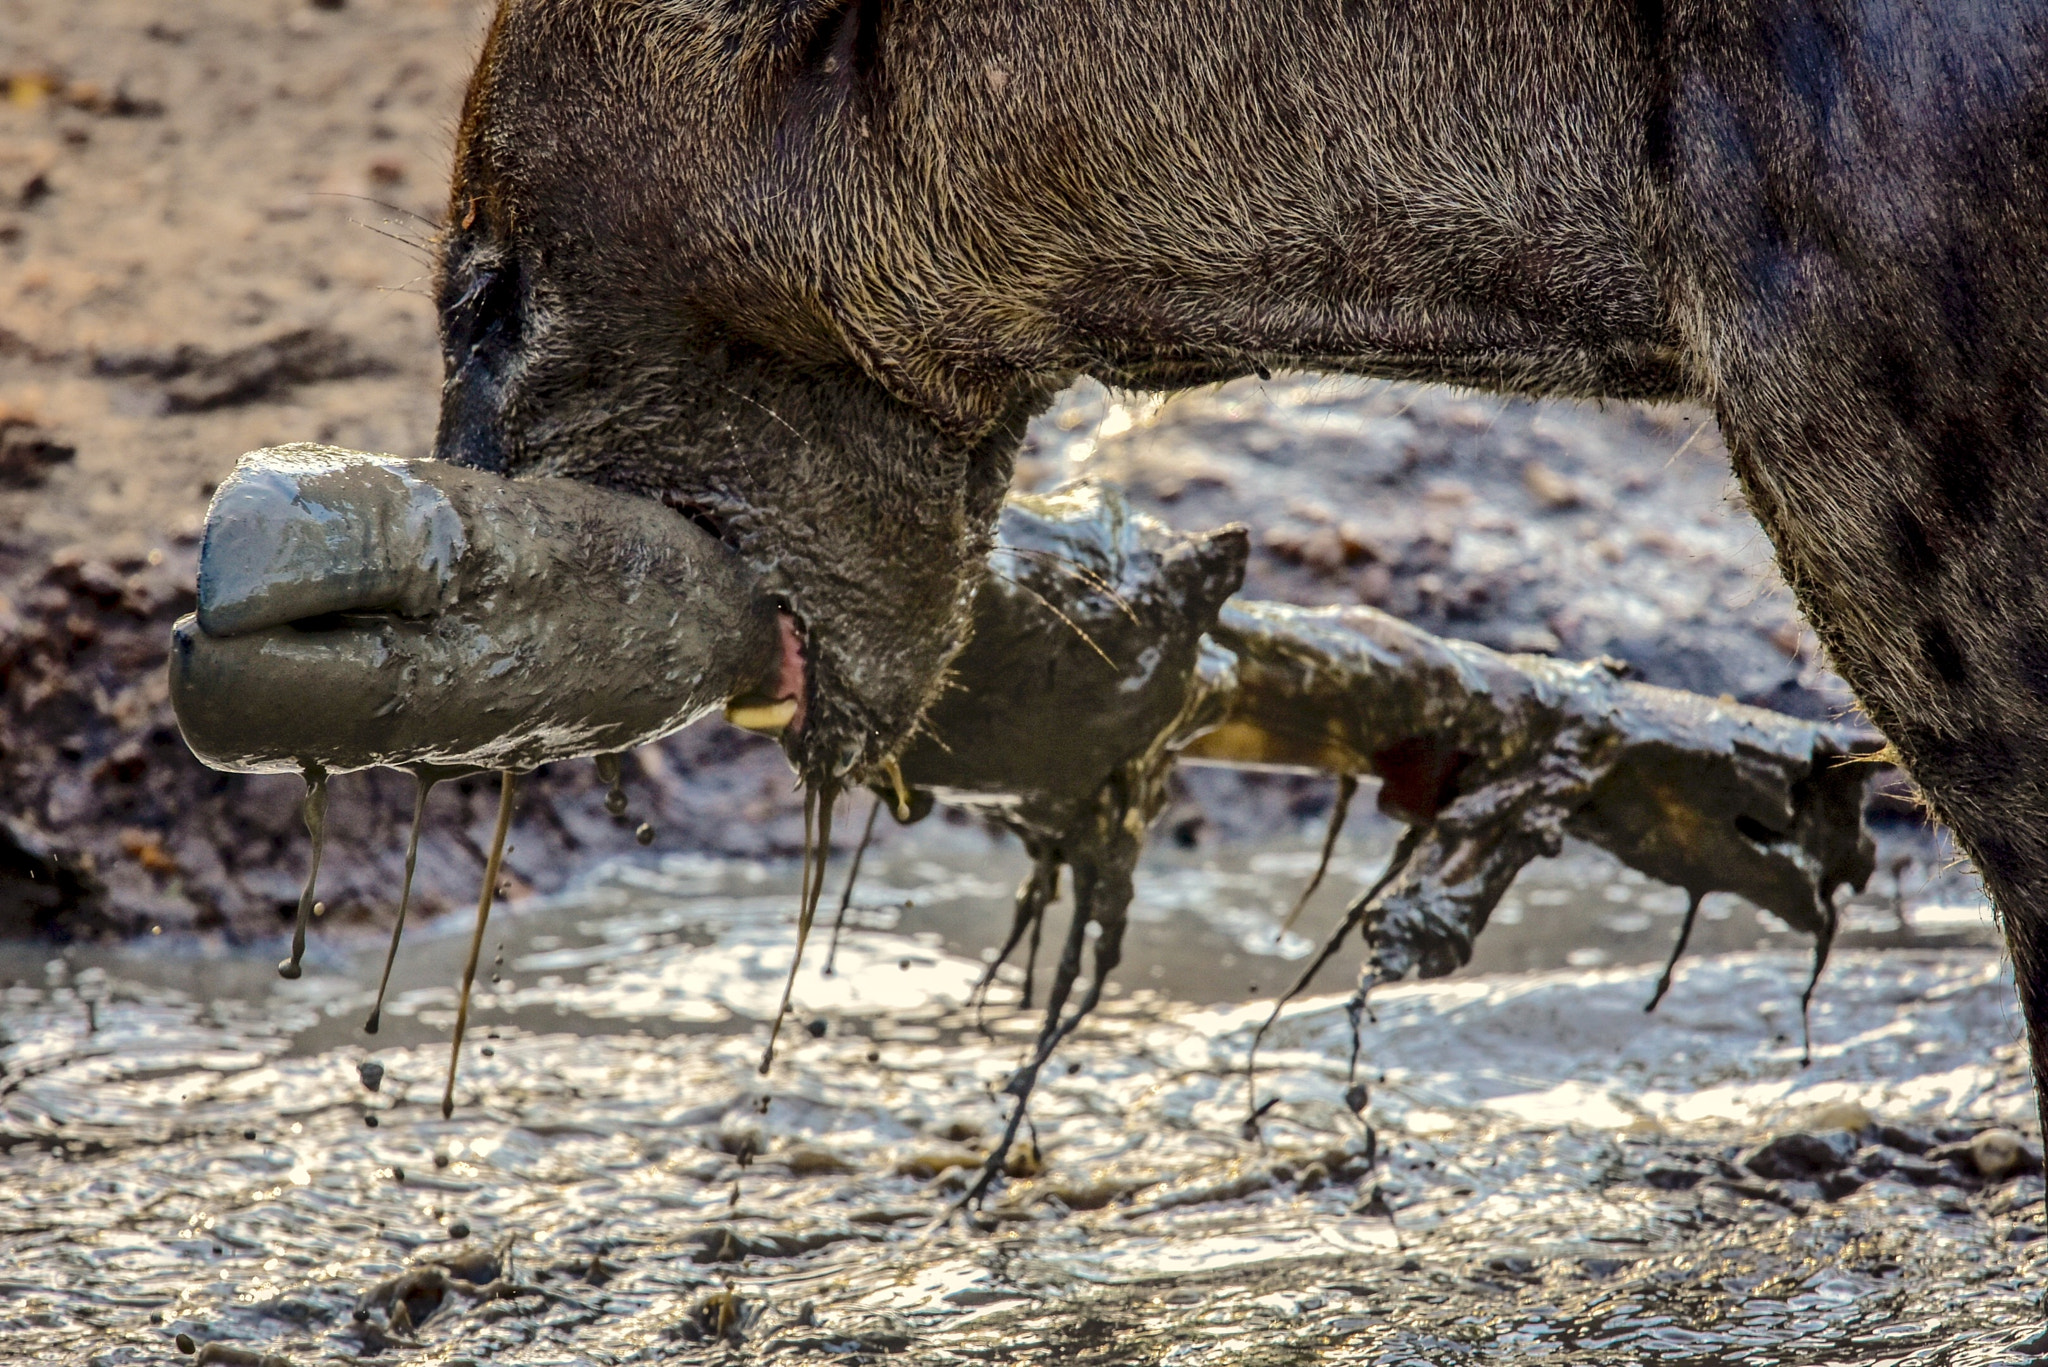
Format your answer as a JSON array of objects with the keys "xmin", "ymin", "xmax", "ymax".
[
  {"xmin": 1661, "ymin": 23, "xmax": 2048, "ymax": 1129},
  {"xmin": 1710, "ymin": 388, "xmax": 2048, "ymax": 1130}
]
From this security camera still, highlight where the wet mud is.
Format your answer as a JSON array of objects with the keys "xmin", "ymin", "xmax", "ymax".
[
  {"xmin": 7, "ymin": 0, "xmax": 1963, "ymax": 953},
  {"xmin": 3, "ymin": 866, "xmax": 2043, "ymax": 1364}
]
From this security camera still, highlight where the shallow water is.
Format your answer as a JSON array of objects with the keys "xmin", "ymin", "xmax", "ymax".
[{"xmin": 2, "ymin": 825, "xmax": 2041, "ymax": 1365}]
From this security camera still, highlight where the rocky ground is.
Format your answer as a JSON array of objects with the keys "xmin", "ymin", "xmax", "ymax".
[{"xmin": 1, "ymin": 0, "xmax": 1939, "ymax": 947}]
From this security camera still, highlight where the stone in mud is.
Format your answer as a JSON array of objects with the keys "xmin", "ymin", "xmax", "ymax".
[
  {"xmin": 191, "ymin": 1346, "xmax": 292, "ymax": 1367},
  {"xmin": 1927, "ymin": 1128, "xmax": 2041, "ymax": 1183},
  {"xmin": 1740, "ymin": 1130, "xmax": 1858, "ymax": 1182},
  {"xmin": 169, "ymin": 447, "xmax": 782, "ymax": 774},
  {"xmin": 1873, "ymin": 1122, "xmax": 1935, "ymax": 1156},
  {"xmin": 1969, "ymin": 1128, "xmax": 2036, "ymax": 1182},
  {"xmin": 1819, "ymin": 1170, "xmax": 1868, "ymax": 1201}
]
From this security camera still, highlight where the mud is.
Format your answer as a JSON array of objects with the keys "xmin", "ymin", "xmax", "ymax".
[
  {"xmin": 1196, "ymin": 600, "xmax": 1876, "ymax": 988},
  {"xmin": 1, "ymin": 854, "xmax": 2042, "ymax": 1365},
  {"xmin": 815, "ymin": 484, "xmax": 1852, "ymax": 1185},
  {"xmin": 5, "ymin": 0, "xmax": 1954, "ymax": 949},
  {"xmin": 173, "ymin": 446, "xmax": 779, "ymax": 775}
]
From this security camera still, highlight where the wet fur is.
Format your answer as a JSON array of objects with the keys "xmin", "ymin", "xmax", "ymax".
[{"xmin": 439, "ymin": 0, "xmax": 2048, "ymax": 1129}]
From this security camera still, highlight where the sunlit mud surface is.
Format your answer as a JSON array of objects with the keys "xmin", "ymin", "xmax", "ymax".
[{"xmin": 3, "ymin": 827, "xmax": 2043, "ymax": 1364}]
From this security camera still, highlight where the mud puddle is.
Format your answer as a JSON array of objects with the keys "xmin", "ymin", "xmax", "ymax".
[{"xmin": 2, "ymin": 824, "xmax": 2040, "ymax": 1365}]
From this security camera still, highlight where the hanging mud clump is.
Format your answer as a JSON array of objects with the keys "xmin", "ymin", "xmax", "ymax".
[
  {"xmin": 867, "ymin": 485, "xmax": 1874, "ymax": 1190},
  {"xmin": 170, "ymin": 445, "xmax": 783, "ymax": 775},
  {"xmin": 888, "ymin": 484, "xmax": 1251, "ymax": 1202},
  {"xmin": 1194, "ymin": 601, "xmax": 1875, "ymax": 1004}
]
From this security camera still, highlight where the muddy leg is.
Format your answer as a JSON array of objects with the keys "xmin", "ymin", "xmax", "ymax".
[{"xmin": 1668, "ymin": 57, "xmax": 2048, "ymax": 1165}]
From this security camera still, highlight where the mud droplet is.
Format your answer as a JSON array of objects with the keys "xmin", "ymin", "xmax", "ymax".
[
  {"xmin": 1344, "ymin": 1081, "xmax": 1371, "ymax": 1114},
  {"xmin": 176, "ymin": 1333, "xmax": 196, "ymax": 1354},
  {"xmin": 357, "ymin": 1059, "xmax": 384, "ymax": 1092},
  {"xmin": 277, "ymin": 765, "xmax": 329, "ymax": 980},
  {"xmin": 596, "ymin": 751, "xmax": 627, "ymax": 816},
  {"xmin": 447, "ymin": 1221, "xmax": 470, "ymax": 1239},
  {"xmin": 363, "ymin": 1113, "xmax": 379, "ymax": 1128},
  {"xmin": 634, "ymin": 822, "xmax": 654, "ymax": 845}
]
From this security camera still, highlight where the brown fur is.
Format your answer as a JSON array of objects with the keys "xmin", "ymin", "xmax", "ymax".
[{"xmin": 437, "ymin": 0, "xmax": 2048, "ymax": 1129}]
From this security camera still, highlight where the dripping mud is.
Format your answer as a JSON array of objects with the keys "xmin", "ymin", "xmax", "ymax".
[{"xmin": 13, "ymin": 446, "xmax": 2038, "ymax": 1365}]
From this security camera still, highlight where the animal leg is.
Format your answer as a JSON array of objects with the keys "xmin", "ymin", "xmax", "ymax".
[{"xmin": 1665, "ymin": 9, "xmax": 2048, "ymax": 1134}]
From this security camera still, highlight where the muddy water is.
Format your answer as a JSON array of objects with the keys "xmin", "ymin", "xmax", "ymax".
[{"xmin": 2, "ymin": 822, "xmax": 2042, "ymax": 1364}]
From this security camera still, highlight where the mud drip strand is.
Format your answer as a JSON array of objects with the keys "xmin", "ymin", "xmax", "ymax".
[
  {"xmin": 1645, "ymin": 892, "xmax": 1705, "ymax": 1014},
  {"xmin": 365, "ymin": 768, "xmax": 448, "ymax": 1035},
  {"xmin": 822, "ymin": 795, "xmax": 881, "ymax": 978},
  {"xmin": 444, "ymin": 770, "xmax": 519, "ymax": 1119},
  {"xmin": 277, "ymin": 765, "xmax": 329, "ymax": 980},
  {"xmin": 1274, "ymin": 773, "xmax": 1359, "ymax": 944},
  {"xmin": 760, "ymin": 782, "xmax": 838, "ymax": 1075}
]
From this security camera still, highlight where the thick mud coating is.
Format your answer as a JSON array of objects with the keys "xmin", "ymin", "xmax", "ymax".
[
  {"xmin": 900, "ymin": 488, "xmax": 1871, "ymax": 1010},
  {"xmin": 900, "ymin": 485, "xmax": 1248, "ymax": 827},
  {"xmin": 172, "ymin": 446, "xmax": 780, "ymax": 775},
  {"xmin": 1197, "ymin": 602, "xmax": 1876, "ymax": 987}
]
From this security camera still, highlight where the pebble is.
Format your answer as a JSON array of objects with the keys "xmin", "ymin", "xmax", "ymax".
[{"xmin": 1970, "ymin": 1128, "xmax": 2028, "ymax": 1182}]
